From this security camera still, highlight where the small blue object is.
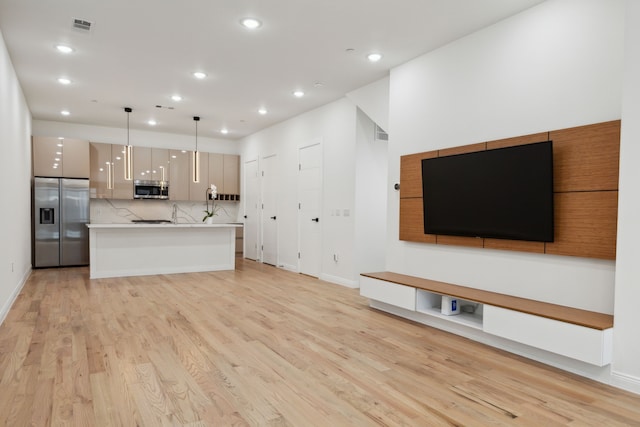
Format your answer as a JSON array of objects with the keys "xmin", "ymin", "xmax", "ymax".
[{"xmin": 452, "ymin": 300, "xmax": 457, "ymax": 310}]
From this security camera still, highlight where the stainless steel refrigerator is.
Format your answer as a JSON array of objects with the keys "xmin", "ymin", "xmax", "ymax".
[{"xmin": 33, "ymin": 177, "xmax": 90, "ymax": 267}]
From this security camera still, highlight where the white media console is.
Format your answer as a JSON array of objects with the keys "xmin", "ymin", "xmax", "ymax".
[{"xmin": 360, "ymin": 272, "xmax": 613, "ymax": 367}]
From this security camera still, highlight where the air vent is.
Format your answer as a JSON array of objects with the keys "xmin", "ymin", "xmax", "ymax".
[
  {"xmin": 72, "ymin": 18, "xmax": 93, "ymax": 32},
  {"xmin": 374, "ymin": 124, "xmax": 388, "ymax": 141}
]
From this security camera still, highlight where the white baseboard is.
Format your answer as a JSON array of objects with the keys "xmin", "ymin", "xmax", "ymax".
[
  {"xmin": 611, "ymin": 370, "xmax": 640, "ymax": 395},
  {"xmin": 0, "ymin": 267, "xmax": 31, "ymax": 326},
  {"xmin": 320, "ymin": 273, "xmax": 359, "ymax": 288},
  {"xmin": 279, "ymin": 263, "xmax": 298, "ymax": 273}
]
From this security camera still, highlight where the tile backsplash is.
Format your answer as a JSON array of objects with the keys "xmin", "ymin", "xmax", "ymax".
[{"xmin": 90, "ymin": 198, "xmax": 241, "ymax": 224}]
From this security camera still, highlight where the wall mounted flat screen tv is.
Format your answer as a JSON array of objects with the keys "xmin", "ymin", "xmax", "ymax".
[{"xmin": 421, "ymin": 141, "xmax": 554, "ymax": 242}]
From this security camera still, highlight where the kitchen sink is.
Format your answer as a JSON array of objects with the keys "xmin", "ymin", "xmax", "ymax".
[{"xmin": 131, "ymin": 219, "xmax": 173, "ymax": 224}]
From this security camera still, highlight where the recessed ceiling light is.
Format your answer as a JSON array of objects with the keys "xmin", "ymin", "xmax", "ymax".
[
  {"xmin": 57, "ymin": 77, "xmax": 71, "ymax": 85},
  {"xmin": 181, "ymin": 150, "xmax": 187, "ymax": 153},
  {"xmin": 367, "ymin": 53, "xmax": 383, "ymax": 62},
  {"xmin": 220, "ymin": 128, "xmax": 229, "ymax": 134},
  {"xmin": 293, "ymin": 90, "xmax": 305, "ymax": 98},
  {"xmin": 171, "ymin": 95, "xmax": 182, "ymax": 102},
  {"xmin": 147, "ymin": 120, "xmax": 157, "ymax": 126},
  {"xmin": 241, "ymin": 18, "xmax": 262, "ymax": 29},
  {"xmin": 54, "ymin": 158, "xmax": 61, "ymax": 162},
  {"xmin": 60, "ymin": 110, "xmax": 70, "ymax": 116},
  {"xmin": 193, "ymin": 71, "xmax": 207, "ymax": 79},
  {"xmin": 56, "ymin": 44, "xmax": 74, "ymax": 54},
  {"xmin": 258, "ymin": 108, "xmax": 267, "ymax": 115},
  {"xmin": 57, "ymin": 143, "xmax": 63, "ymax": 147}
]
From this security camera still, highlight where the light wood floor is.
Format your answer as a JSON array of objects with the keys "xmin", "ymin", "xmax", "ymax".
[{"xmin": 1, "ymin": 259, "xmax": 640, "ymax": 426}]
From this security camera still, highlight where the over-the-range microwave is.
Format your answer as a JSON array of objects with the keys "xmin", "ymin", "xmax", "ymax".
[{"xmin": 133, "ymin": 180, "xmax": 169, "ymax": 199}]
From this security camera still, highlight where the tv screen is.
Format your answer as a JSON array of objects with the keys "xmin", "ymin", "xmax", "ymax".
[{"xmin": 421, "ymin": 141, "xmax": 554, "ymax": 242}]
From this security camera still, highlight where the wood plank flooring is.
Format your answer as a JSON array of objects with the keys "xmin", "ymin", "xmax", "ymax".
[{"xmin": 1, "ymin": 259, "xmax": 639, "ymax": 426}]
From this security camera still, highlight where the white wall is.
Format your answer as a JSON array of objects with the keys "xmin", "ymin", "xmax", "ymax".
[
  {"xmin": 241, "ymin": 98, "xmax": 360, "ymax": 285},
  {"xmin": 354, "ymin": 108, "xmax": 388, "ymax": 275},
  {"xmin": 0, "ymin": 29, "xmax": 32, "ymax": 322},
  {"xmin": 346, "ymin": 78, "xmax": 390, "ymax": 132},
  {"xmin": 612, "ymin": 0, "xmax": 640, "ymax": 394},
  {"xmin": 32, "ymin": 120, "xmax": 240, "ymax": 155},
  {"xmin": 387, "ymin": 0, "xmax": 623, "ymax": 315}
]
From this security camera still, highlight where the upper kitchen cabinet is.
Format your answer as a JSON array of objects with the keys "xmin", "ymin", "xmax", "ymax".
[
  {"xmin": 223, "ymin": 154, "xmax": 240, "ymax": 196},
  {"xmin": 89, "ymin": 142, "xmax": 133, "ymax": 199},
  {"xmin": 189, "ymin": 151, "xmax": 209, "ymax": 202},
  {"xmin": 151, "ymin": 149, "xmax": 170, "ymax": 182},
  {"xmin": 132, "ymin": 147, "xmax": 152, "ymax": 181},
  {"xmin": 169, "ymin": 150, "xmax": 189, "ymax": 201},
  {"xmin": 111, "ymin": 144, "xmax": 133, "ymax": 199},
  {"xmin": 208, "ymin": 153, "xmax": 224, "ymax": 191},
  {"xmin": 133, "ymin": 147, "xmax": 169, "ymax": 182},
  {"xmin": 89, "ymin": 142, "xmax": 112, "ymax": 198},
  {"xmin": 208, "ymin": 153, "xmax": 240, "ymax": 199},
  {"xmin": 33, "ymin": 137, "xmax": 90, "ymax": 178}
]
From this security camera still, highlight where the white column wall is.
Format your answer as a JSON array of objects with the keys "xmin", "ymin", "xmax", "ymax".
[
  {"xmin": 354, "ymin": 108, "xmax": 388, "ymax": 275},
  {"xmin": 387, "ymin": 0, "xmax": 623, "ymax": 314},
  {"xmin": 612, "ymin": 0, "xmax": 640, "ymax": 394},
  {"xmin": 240, "ymin": 98, "xmax": 359, "ymax": 286},
  {"xmin": 0, "ymin": 29, "xmax": 32, "ymax": 322}
]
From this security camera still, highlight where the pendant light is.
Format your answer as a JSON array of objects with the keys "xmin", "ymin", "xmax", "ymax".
[
  {"xmin": 123, "ymin": 107, "xmax": 133, "ymax": 181},
  {"xmin": 192, "ymin": 116, "xmax": 200, "ymax": 183}
]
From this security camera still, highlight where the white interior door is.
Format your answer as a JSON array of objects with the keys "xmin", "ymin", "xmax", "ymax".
[
  {"xmin": 243, "ymin": 159, "xmax": 259, "ymax": 260},
  {"xmin": 261, "ymin": 155, "xmax": 278, "ymax": 265},
  {"xmin": 298, "ymin": 143, "xmax": 322, "ymax": 277}
]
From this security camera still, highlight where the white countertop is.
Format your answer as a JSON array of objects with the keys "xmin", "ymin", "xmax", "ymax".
[{"xmin": 87, "ymin": 223, "xmax": 242, "ymax": 229}]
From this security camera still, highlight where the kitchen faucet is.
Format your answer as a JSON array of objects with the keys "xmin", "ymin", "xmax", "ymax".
[{"xmin": 171, "ymin": 203, "xmax": 178, "ymax": 224}]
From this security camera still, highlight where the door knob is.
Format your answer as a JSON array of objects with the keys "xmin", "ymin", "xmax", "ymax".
[
  {"xmin": 270, "ymin": 216, "xmax": 277, "ymax": 220},
  {"xmin": 311, "ymin": 217, "xmax": 319, "ymax": 222}
]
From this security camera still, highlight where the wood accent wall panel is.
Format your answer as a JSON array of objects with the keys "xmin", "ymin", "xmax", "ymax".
[
  {"xmin": 436, "ymin": 235, "xmax": 484, "ymax": 248},
  {"xmin": 400, "ymin": 151, "xmax": 437, "ymax": 199},
  {"xmin": 551, "ymin": 120, "xmax": 620, "ymax": 192},
  {"xmin": 484, "ymin": 239, "xmax": 545, "ymax": 254},
  {"xmin": 438, "ymin": 142, "xmax": 486, "ymax": 157},
  {"xmin": 398, "ymin": 120, "xmax": 621, "ymax": 260},
  {"xmin": 486, "ymin": 132, "xmax": 549, "ymax": 150},
  {"xmin": 399, "ymin": 198, "xmax": 436, "ymax": 243},
  {"xmin": 545, "ymin": 191, "xmax": 618, "ymax": 260}
]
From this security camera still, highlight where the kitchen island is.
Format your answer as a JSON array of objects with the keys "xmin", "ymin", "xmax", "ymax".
[{"xmin": 87, "ymin": 223, "xmax": 241, "ymax": 279}]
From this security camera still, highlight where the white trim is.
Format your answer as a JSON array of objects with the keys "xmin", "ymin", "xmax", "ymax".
[
  {"xmin": 0, "ymin": 267, "xmax": 31, "ymax": 326},
  {"xmin": 611, "ymin": 370, "xmax": 640, "ymax": 395},
  {"xmin": 320, "ymin": 273, "xmax": 358, "ymax": 288},
  {"xmin": 279, "ymin": 263, "xmax": 298, "ymax": 273}
]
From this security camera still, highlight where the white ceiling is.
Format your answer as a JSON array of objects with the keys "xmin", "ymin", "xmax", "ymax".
[{"xmin": 0, "ymin": 0, "xmax": 544, "ymax": 140}]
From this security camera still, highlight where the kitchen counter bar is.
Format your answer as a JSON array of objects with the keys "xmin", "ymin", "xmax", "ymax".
[{"xmin": 87, "ymin": 223, "xmax": 242, "ymax": 279}]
